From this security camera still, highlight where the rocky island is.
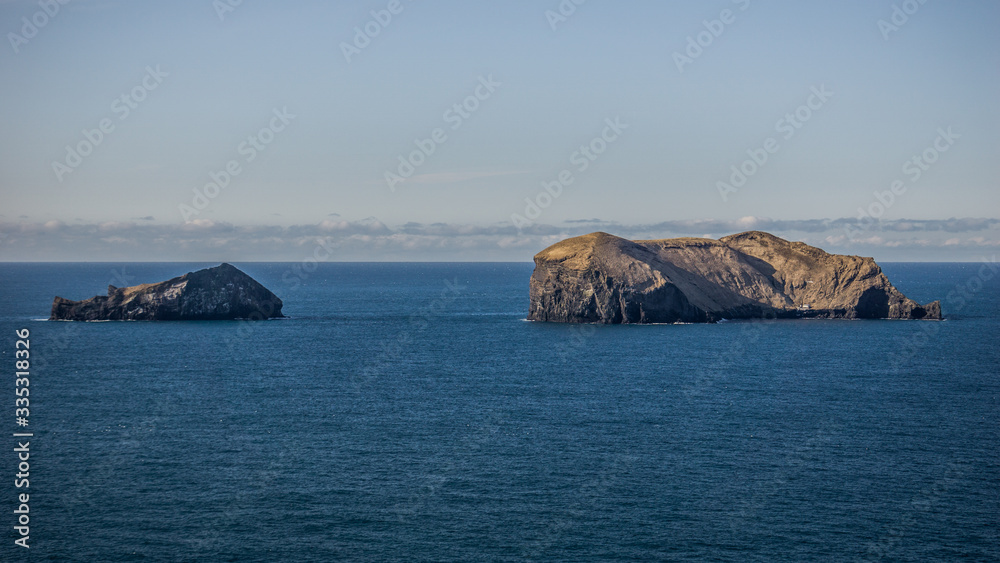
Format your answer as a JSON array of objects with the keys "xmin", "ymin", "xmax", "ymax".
[
  {"xmin": 528, "ymin": 231, "xmax": 941, "ymax": 324},
  {"xmin": 50, "ymin": 263, "xmax": 284, "ymax": 321}
]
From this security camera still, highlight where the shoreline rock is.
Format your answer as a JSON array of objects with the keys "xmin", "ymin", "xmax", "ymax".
[
  {"xmin": 528, "ymin": 231, "xmax": 941, "ymax": 324},
  {"xmin": 50, "ymin": 263, "xmax": 284, "ymax": 321}
]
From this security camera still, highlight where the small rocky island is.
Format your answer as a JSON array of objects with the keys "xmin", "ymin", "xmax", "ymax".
[
  {"xmin": 50, "ymin": 263, "xmax": 284, "ymax": 321},
  {"xmin": 528, "ymin": 231, "xmax": 941, "ymax": 324}
]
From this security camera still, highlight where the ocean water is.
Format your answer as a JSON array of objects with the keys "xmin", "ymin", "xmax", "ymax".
[{"xmin": 0, "ymin": 262, "xmax": 997, "ymax": 562}]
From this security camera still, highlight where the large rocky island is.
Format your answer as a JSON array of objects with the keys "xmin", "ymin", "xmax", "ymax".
[
  {"xmin": 528, "ymin": 231, "xmax": 941, "ymax": 324},
  {"xmin": 50, "ymin": 263, "xmax": 284, "ymax": 321}
]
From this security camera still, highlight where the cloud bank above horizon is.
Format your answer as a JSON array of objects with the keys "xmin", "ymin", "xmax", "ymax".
[{"xmin": 2, "ymin": 216, "xmax": 997, "ymax": 262}]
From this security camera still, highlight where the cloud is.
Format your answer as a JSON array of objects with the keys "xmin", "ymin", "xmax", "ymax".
[
  {"xmin": 586, "ymin": 217, "xmax": 1000, "ymax": 239},
  {"xmin": 0, "ymin": 217, "xmax": 997, "ymax": 262}
]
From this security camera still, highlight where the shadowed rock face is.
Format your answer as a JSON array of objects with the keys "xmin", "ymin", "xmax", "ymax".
[
  {"xmin": 50, "ymin": 263, "xmax": 284, "ymax": 321},
  {"xmin": 528, "ymin": 231, "xmax": 941, "ymax": 324}
]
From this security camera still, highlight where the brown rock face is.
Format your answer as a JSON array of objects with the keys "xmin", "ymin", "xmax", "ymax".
[
  {"xmin": 50, "ymin": 263, "xmax": 284, "ymax": 321},
  {"xmin": 527, "ymin": 231, "xmax": 941, "ymax": 324}
]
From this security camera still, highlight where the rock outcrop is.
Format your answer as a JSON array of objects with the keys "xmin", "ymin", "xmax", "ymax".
[
  {"xmin": 528, "ymin": 231, "xmax": 941, "ymax": 324},
  {"xmin": 51, "ymin": 263, "xmax": 284, "ymax": 321}
]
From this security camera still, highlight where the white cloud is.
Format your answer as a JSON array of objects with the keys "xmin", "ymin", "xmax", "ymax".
[{"xmin": 0, "ymin": 217, "xmax": 997, "ymax": 262}]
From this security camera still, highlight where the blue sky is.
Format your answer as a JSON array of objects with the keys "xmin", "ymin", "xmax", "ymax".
[{"xmin": 1, "ymin": 0, "xmax": 998, "ymax": 261}]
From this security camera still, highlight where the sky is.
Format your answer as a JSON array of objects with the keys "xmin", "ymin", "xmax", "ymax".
[{"xmin": 1, "ymin": 0, "xmax": 998, "ymax": 261}]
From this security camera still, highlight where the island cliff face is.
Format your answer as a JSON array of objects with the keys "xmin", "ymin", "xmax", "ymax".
[
  {"xmin": 51, "ymin": 263, "xmax": 284, "ymax": 321},
  {"xmin": 528, "ymin": 231, "xmax": 941, "ymax": 324}
]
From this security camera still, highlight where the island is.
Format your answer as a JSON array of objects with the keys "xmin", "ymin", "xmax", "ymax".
[
  {"xmin": 528, "ymin": 231, "xmax": 941, "ymax": 324},
  {"xmin": 50, "ymin": 263, "xmax": 284, "ymax": 321}
]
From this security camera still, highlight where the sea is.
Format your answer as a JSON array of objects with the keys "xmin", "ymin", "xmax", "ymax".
[{"xmin": 0, "ymin": 262, "xmax": 997, "ymax": 562}]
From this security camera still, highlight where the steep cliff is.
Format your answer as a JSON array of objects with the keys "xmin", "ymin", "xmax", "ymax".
[
  {"xmin": 528, "ymin": 231, "xmax": 941, "ymax": 324},
  {"xmin": 50, "ymin": 263, "xmax": 284, "ymax": 321}
]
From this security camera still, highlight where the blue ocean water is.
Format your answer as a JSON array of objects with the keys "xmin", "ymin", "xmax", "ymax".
[{"xmin": 0, "ymin": 262, "xmax": 997, "ymax": 562}]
